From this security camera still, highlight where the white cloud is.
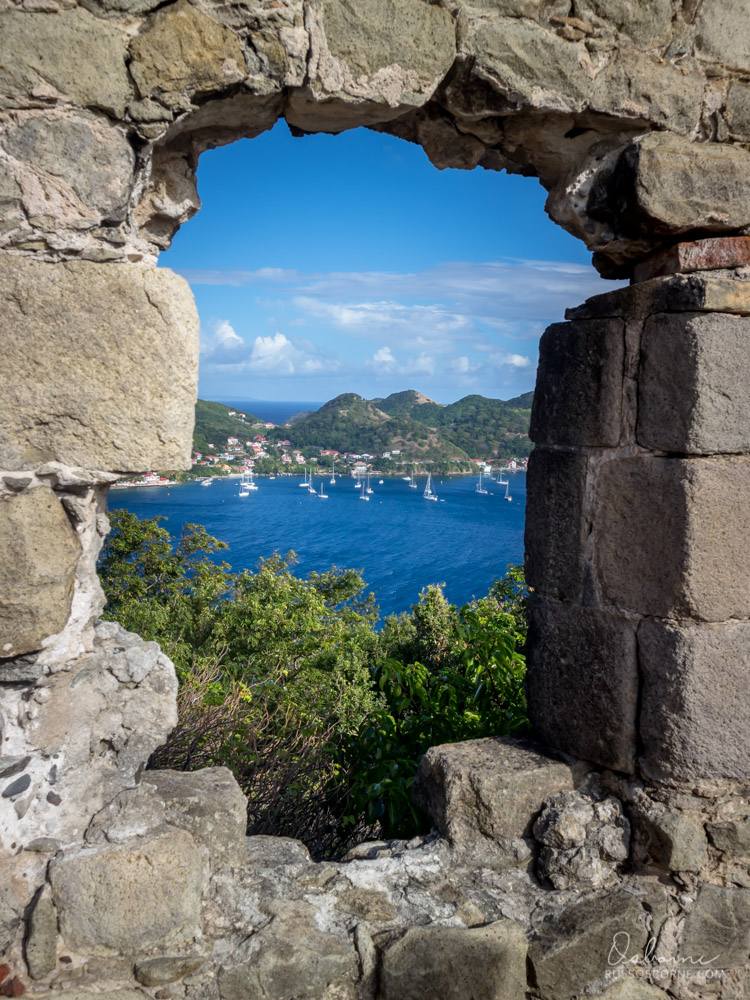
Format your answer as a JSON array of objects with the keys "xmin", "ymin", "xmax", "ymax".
[
  {"xmin": 201, "ymin": 323, "xmax": 340, "ymax": 377},
  {"xmin": 489, "ymin": 352, "xmax": 532, "ymax": 369}
]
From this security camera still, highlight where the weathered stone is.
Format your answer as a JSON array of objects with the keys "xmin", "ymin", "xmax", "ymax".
[
  {"xmin": 2, "ymin": 774, "xmax": 31, "ymax": 799},
  {"xmin": 526, "ymin": 598, "xmax": 639, "ymax": 773},
  {"xmin": 633, "ymin": 236, "xmax": 750, "ymax": 283},
  {"xmin": 468, "ymin": 18, "xmax": 591, "ymax": 112},
  {"xmin": 25, "ymin": 891, "xmax": 57, "ymax": 979},
  {"xmin": 288, "ymin": 0, "xmax": 456, "ymax": 131},
  {"xmin": 0, "ymin": 256, "xmax": 198, "ymax": 472},
  {"xmin": 707, "ymin": 817, "xmax": 750, "ymax": 857},
  {"xmin": 631, "ymin": 801, "xmax": 708, "ymax": 873},
  {"xmin": 530, "ymin": 318, "xmax": 624, "ymax": 447},
  {"xmin": 245, "ymin": 835, "xmax": 312, "ymax": 868},
  {"xmin": 679, "ymin": 885, "xmax": 750, "ymax": 969},
  {"xmin": 453, "ymin": 0, "xmax": 569, "ymax": 18},
  {"xmin": 0, "ymin": 756, "xmax": 31, "ymax": 780},
  {"xmin": 575, "ymin": 0, "xmax": 673, "ymax": 49},
  {"xmin": 726, "ymin": 80, "xmax": 750, "ymax": 141},
  {"xmin": 52, "ymin": 993, "xmax": 145, "ymax": 1000},
  {"xmin": 696, "ymin": 1, "xmax": 750, "ymax": 74},
  {"xmin": 0, "ymin": 657, "xmax": 43, "ymax": 683},
  {"xmin": 411, "ymin": 735, "xmax": 589, "ymax": 847},
  {"xmin": 638, "ymin": 312, "xmax": 750, "ymax": 454},
  {"xmin": 524, "ymin": 447, "xmax": 588, "ymax": 604},
  {"xmin": 604, "ymin": 133, "xmax": 750, "ymax": 239},
  {"xmin": 528, "ymin": 890, "xmax": 649, "ymax": 999},
  {"xmin": 334, "ymin": 887, "xmax": 396, "ymax": 923},
  {"xmin": 49, "ymin": 829, "xmax": 202, "ymax": 954},
  {"xmin": 1, "ymin": 112, "xmax": 135, "ymax": 227},
  {"xmin": 142, "ymin": 768, "xmax": 248, "ymax": 868},
  {"xmin": 598, "ymin": 981, "xmax": 668, "ymax": 1000},
  {"xmin": 129, "ymin": 0, "xmax": 246, "ymax": 99},
  {"xmin": 594, "ymin": 456, "xmax": 750, "ymax": 622},
  {"xmin": 0, "ymin": 883, "xmax": 21, "ymax": 957},
  {"xmin": 0, "ymin": 489, "xmax": 80, "ymax": 658},
  {"xmin": 566, "ymin": 274, "xmax": 750, "ymax": 323},
  {"xmin": 135, "ymin": 955, "xmax": 206, "ymax": 987},
  {"xmin": 639, "ymin": 619, "xmax": 750, "ymax": 783},
  {"xmin": 379, "ymin": 921, "xmax": 527, "ymax": 1000},
  {"xmin": 0, "ymin": 11, "xmax": 133, "ymax": 117},
  {"xmin": 218, "ymin": 900, "xmax": 357, "ymax": 1000}
]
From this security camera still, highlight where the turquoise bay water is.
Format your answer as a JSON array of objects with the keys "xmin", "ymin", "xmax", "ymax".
[{"xmin": 108, "ymin": 472, "xmax": 526, "ymax": 618}]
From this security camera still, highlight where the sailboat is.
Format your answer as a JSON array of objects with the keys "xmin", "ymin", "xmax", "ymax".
[
  {"xmin": 330, "ymin": 458, "xmax": 336, "ymax": 485},
  {"xmin": 359, "ymin": 482, "xmax": 370, "ymax": 501},
  {"xmin": 354, "ymin": 473, "xmax": 362, "ymax": 489},
  {"xmin": 299, "ymin": 466, "xmax": 310, "ymax": 487},
  {"xmin": 409, "ymin": 465, "xmax": 418, "ymax": 488},
  {"xmin": 247, "ymin": 468, "xmax": 258, "ymax": 491},
  {"xmin": 504, "ymin": 481, "xmax": 512, "ymax": 502},
  {"xmin": 475, "ymin": 472, "xmax": 488, "ymax": 495},
  {"xmin": 318, "ymin": 481, "xmax": 328, "ymax": 499},
  {"xmin": 239, "ymin": 472, "xmax": 250, "ymax": 497},
  {"xmin": 308, "ymin": 476, "xmax": 317, "ymax": 494},
  {"xmin": 365, "ymin": 473, "xmax": 374, "ymax": 495},
  {"xmin": 423, "ymin": 473, "xmax": 438, "ymax": 501},
  {"xmin": 201, "ymin": 476, "xmax": 213, "ymax": 487}
]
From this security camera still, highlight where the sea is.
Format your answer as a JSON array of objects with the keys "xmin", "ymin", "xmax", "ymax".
[{"xmin": 109, "ymin": 471, "xmax": 527, "ymax": 619}]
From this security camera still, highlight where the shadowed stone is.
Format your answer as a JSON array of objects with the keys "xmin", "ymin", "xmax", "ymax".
[
  {"xmin": 411, "ymin": 735, "xmax": 590, "ymax": 847},
  {"xmin": 637, "ymin": 312, "xmax": 750, "ymax": 454},
  {"xmin": 135, "ymin": 955, "xmax": 206, "ymax": 987},
  {"xmin": 526, "ymin": 598, "xmax": 638, "ymax": 774},
  {"xmin": 633, "ymin": 236, "xmax": 750, "ymax": 283},
  {"xmin": 679, "ymin": 885, "xmax": 750, "ymax": 969},
  {"xmin": 594, "ymin": 456, "xmax": 750, "ymax": 622},
  {"xmin": 524, "ymin": 447, "xmax": 588, "ymax": 603},
  {"xmin": 631, "ymin": 801, "xmax": 708, "ymax": 873},
  {"xmin": 639, "ymin": 619, "xmax": 750, "ymax": 783},
  {"xmin": 530, "ymin": 318, "xmax": 624, "ymax": 447},
  {"xmin": 0, "ymin": 489, "xmax": 80, "ymax": 658},
  {"xmin": 25, "ymin": 891, "xmax": 58, "ymax": 980},
  {"xmin": 380, "ymin": 921, "xmax": 528, "ymax": 1000},
  {"xmin": 0, "ymin": 256, "xmax": 198, "ymax": 473}
]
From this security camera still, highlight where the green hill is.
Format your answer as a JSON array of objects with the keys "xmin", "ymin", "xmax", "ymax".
[
  {"xmin": 193, "ymin": 399, "xmax": 263, "ymax": 454},
  {"xmin": 267, "ymin": 389, "xmax": 533, "ymax": 461}
]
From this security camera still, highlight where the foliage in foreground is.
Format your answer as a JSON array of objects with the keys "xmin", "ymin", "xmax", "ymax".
[{"xmin": 99, "ymin": 510, "xmax": 529, "ymax": 856}]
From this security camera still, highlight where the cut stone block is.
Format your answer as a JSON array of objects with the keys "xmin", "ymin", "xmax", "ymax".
[
  {"xmin": 633, "ymin": 236, "xmax": 750, "ymax": 283},
  {"xmin": 679, "ymin": 885, "xmax": 750, "ymax": 969},
  {"xmin": 639, "ymin": 619, "xmax": 750, "ymax": 783},
  {"xmin": 25, "ymin": 891, "xmax": 57, "ymax": 979},
  {"xmin": 638, "ymin": 312, "xmax": 750, "ymax": 454},
  {"xmin": 142, "ymin": 767, "xmax": 248, "ymax": 868},
  {"xmin": 524, "ymin": 447, "xmax": 588, "ymax": 603},
  {"xmin": 566, "ymin": 274, "xmax": 750, "ymax": 323},
  {"xmin": 379, "ymin": 921, "xmax": 528, "ymax": 1000},
  {"xmin": 0, "ymin": 488, "xmax": 81, "ymax": 658},
  {"xmin": 526, "ymin": 598, "xmax": 638, "ymax": 773},
  {"xmin": 631, "ymin": 801, "xmax": 708, "ymax": 873},
  {"xmin": 0, "ymin": 256, "xmax": 198, "ymax": 472},
  {"xmin": 411, "ymin": 735, "xmax": 590, "ymax": 847},
  {"xmin": 530, "ymin": 318, "xmax": 624, "ymax": 447},
  {"xmin": 528, "ymin": 890, "xmax": 649, "ymax": 1000},
  {"xmin": 594, "ymin": 456, "xmax": 750, "ymax": 622},
  {"xmin": 707, "ymin": 817, "xmax": 750, "ymax": 857},
  {"xmin": 50, "ymin": 829, "xmax": 202, "ymax": 954}
]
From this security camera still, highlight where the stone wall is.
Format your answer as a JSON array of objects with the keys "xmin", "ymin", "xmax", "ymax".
[{"xmin": 1, "ymin": 0, "xmax": 750, "ymax": 996}]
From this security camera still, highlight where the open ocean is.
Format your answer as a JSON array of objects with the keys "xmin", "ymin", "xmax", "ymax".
[{"xmin": 108, "ymin": 471, "xmax": 526, "ymax": 618}]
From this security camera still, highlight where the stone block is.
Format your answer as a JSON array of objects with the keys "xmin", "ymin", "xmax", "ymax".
[
  {"xmin": 593, "ymin": 456, "xmax": 750, "ymax": 622},
  {"xmin": 528, "ymin": 890, "xmax": 649, "ymax": 999},
  {"xmin": 0, "ymin": 11, "xmax": 133, "ymax": 117},
  {"xmin": 411, "ymin": 735, "xmax": 590, "ymax": 847},
  {"xmin": 530, "ymin": 319, "xmax": 624, "ymax": 447},
  {"xmin": 129, "ymin": 0, "xmax": 246, "ymax": 99},
  {"xmin": 218, "ymin": 899, "xmax": 356, "ymax": 1000},
  {"xmin": 600, "ymin": 981, "xmax": 668, "ymax": 1000},
  {"xmin": 135, "ymin": 955, "xmax": 206, "ymax": 986},
  {"xmin": 0, "ymin": 488, "xmax": 80, "ymax": 658},
  {"xmin": 25, "ymin": 891, "xmax": 58, "ymax": 980},
  {"xmin": 0, "ymin": 256, "xmax": 198, "ymax": 472},
  {"xmin": 142, "ymin": 767, "xmax": 248, "ymax": 868},
  {"xmin": 637, "ymin": 312, "xmax": 750, "ymax": 454},
  {"xmin": 707, "ymin": 816, "xmax": 750, "ymax": 857},
  {"xmin": 524, "ymin": 447, "xmax": 588, "ymax": 603},
  {"xmin": 49, "ymin": 829, "xmax": 202, "ymax": 954},
  {"xmin": 633, "ymin": 236, "xmax": 750, "ymax": 283},
  {"xmin": 566, "ymin": 274, "xmax": 750, "ymax": 323},
  {"xmin": 379, "ymin": 921, "xmax": 528, "ymax": 1000},
  {"xmin": 575, "ymin": 0, "xmax": 673, "ymax": 48},
  {"xmin": 604, "ymin": 133, "xmax": 750, "ymax": 238},
  {"xmin": 638, "ymin": 619, "xmax": 750, "ymax": 783},
  {"xmin": 696, "ymin": 1, "xmax": 750, "ymax": 74},
  {"xmin": 526, "ymin": 598, "xmax": 639, "ymax": 773},
  {"xmin": 631, "ymin": 801, "xmax": 708, "ymax": 873},
  {"xmin": 727, "ymin": 80, "xmax": 750, "ymax": 141},
  {"xmin": 679, "ymin": 885, "xmax": 750, "ymax": 969}
]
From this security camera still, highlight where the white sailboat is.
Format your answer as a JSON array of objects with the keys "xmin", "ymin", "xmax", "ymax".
[
  {"xmin": 308, "ymin": 476, "xmax": 317, "ymax": 494},
  {"xmin": 359, "ymin": 484, "xmax": 370, "ymax": 501},
  {"xmin": 409, "ymin": 465, "xmax": 418, "ymax": 489},
  {"xmin": 299, "ymin": 466, "xmax": 310, "ymax": 487},
  {"xmin": 365, "ymin": 473, "xmax": 374, "ymax": 495},
  {"xmin": 354, "ymin": 473, "xmax": 362, "ymax": 489},
  {"xmin": 239, "ymin": 472, "xmax": 250, "ymax": 497},
  {"xmin": 330, "ymin": 458, "xmax": 336, "ymax": 485},
  {"xmin": 504, "ymin": 481, "xmax": 512, "ymax": 502},
  {"xmin": 475, "ymin": 472, "xmax": 488, "ymax": 495},
  {"xmin": 201, "ymin": 476, "xmax": 213, "ymax": 487},
  {"xmin": 247, "ymin": 468, "xmax": 258, "ymax": 491},
  {"xmin": 423, "ymin": 473, "xmax": 438, "ymax": 501},
  {"xmin": 318, "ymin": 481, "xmax": 328, "ymax": 499}
]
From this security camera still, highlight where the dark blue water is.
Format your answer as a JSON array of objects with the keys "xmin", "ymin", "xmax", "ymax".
[
  {"xmin": 213, "ymin": 399, "xmax": 324, "ymax": 424},
  {"xmin": 108, "ymin": 473, "xmax": 526, "ymax": 617}
]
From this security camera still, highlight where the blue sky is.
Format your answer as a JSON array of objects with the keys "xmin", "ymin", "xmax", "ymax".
[{"xmin": 162, "ymin": 121, "xmax": 618, "ymax": 405}]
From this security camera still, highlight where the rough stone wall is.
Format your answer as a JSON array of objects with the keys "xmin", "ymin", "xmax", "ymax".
[{"xmin": 1, "ymin": 0, "xmax": 750, "ymax": 997}]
